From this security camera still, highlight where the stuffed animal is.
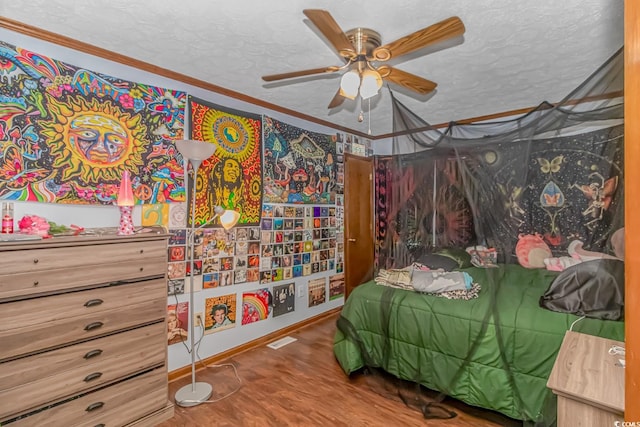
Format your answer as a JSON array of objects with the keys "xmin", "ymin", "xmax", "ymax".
[{"xmin": 516, "ymin": 233, "xmax": 552, "ymax": 269}]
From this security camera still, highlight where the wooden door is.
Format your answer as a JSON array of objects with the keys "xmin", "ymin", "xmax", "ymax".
[
  {"xmin": 344, "ymin": 154, "xmax": 374, "ymax": 299},
  {"xmin": 624, "ymin": 1, "xmax": 640, "ymax": 419}
]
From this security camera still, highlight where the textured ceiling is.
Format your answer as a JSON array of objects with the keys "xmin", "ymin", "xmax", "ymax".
[{"xmin": 1, "ymin": 0, "xmax": 624, "ymax": 136}]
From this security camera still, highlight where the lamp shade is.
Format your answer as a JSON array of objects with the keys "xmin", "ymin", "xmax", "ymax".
[
  {"xmin": 212, "ymin": 205, "xmax": 240, "ymax": 230},
  {"xmin": 116, "ymin": 170, "xmax": 135, "ymax": 206},
  {"xmin": 175, "ymin": 140, "xmax": 216, "ymax": 162},
  {"xmin": 360, "ymin": 69, "xmax": 383, "ymax": 100},
  {"xmin": 219, "ymin": 209, "xmax": 241, "ymax": 230},
  {"xmin": 339, "ymin": 70, "xmax": 360, "ymax": 100}
]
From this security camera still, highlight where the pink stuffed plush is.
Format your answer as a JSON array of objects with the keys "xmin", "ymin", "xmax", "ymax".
[{"xmin": 516, "ymin": 233, "xmax": 552, "ymax": 269}]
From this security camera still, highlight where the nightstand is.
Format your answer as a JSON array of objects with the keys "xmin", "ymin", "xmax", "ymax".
[{"xmin": 547, "ymin": 330, "xmax": 624, "ymax": 427}]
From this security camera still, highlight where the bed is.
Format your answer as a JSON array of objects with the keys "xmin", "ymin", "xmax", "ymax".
[{"xmin": 333, "ymin": 263, "xmax": 625, "ymax": 422}]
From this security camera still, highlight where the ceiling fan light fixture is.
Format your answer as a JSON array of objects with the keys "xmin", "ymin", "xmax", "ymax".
[
  {"xmin": 339, "ymin": 69, "xmax": 360, "ymax": 99},
  {"xmin": 360, "ymin": 68, "xmax": 383, "ymax": 100}
]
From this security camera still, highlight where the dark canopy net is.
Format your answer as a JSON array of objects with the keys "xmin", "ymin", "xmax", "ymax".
[{"xmin": 336, "ymin": 47, "xmax": 625, "ymax": 425}]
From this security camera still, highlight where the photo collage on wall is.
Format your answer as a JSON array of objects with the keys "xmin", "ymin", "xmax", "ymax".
[
  {"xmin": 258, "ymin": 204, "xmax": 339, "ymax": 284},
  {"xmin": 164, "ymin": 200, "xmax": 345, "ymax": 302},
  {"xmin": 166, "ymin": 224, "xmax": 262, "ymax": 295}
]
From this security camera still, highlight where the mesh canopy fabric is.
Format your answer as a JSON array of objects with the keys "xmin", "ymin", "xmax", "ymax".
[
  {"xmin": 378, "ymin": 47, "xmax": 624, "ymax": 269},
  {"xmin": 349, "ymin": 47, "xmax": 625, "ymax": 425}
]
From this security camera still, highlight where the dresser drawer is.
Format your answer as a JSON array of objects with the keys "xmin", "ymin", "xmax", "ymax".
[
  {"xmin": 0, "ymin": 257, "xmax": 166, "ymax": 301},
  {"xmin": 0, "ymin": 278, "xmax": 166, "ymax": 361},
  {"xmin": 0, "ymin": 322, "xmax": 166, "ymax": 419},
  {"xmin": 0, "ymin": 238, "xmax": 166, "ymax": 277},
  {"xmin": 5, "ymin": 367, "xmax": 168, "ymax": 427}
]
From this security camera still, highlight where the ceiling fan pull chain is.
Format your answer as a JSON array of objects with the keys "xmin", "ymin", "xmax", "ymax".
[{"xmin": 368, "ymin": 98, "xmax": 372, "ymax": 135}]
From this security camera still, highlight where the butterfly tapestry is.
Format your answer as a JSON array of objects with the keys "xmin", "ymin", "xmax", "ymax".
[{"xmin": 575, "ymin": 172, "xmax": 618, "ymax": 228}]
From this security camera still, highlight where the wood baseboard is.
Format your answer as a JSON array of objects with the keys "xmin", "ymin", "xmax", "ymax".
[{"xmin": 168, "ymin": 307, "xmax": 341, "ymax": 382}]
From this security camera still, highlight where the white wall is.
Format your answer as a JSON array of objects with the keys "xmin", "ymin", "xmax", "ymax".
[{"xmin": 1, "ymin": 28, "xmax": 345, "ymax": 372}]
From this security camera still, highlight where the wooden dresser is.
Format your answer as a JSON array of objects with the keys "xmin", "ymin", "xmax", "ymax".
[
  {"xmin": 547, "ymin": 330, "xmax": 625, "ymax": 427},
  {"xmin": 0, "ymin": 232, "xmax": 174, "ymax": 427}
]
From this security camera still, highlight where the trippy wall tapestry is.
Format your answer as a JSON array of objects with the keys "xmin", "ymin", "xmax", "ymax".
[
  {"xmin": 263, "ymin": 117, "xmax": 337, "ymax": 204},
  {"xmin": 189, "ymin": 97, "xmax": 262, "ymax": 226},
  {"xmin": 466, "ymin": 124, "xmax": 624, "ymax": 253},
  {"xmin": 0, "ymin": 41, "xmax": 186, "ymax": 204},
  {"xmin": 375, "ymin": 155, "xmax": 475, "ymax": 269},
  {"xmin": 375, "ymin": 125, "xmax": 624, "ymax": 267}
]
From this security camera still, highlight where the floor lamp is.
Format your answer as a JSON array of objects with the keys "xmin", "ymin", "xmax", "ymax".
[{"xmin": 174, "ymin": 139, "xmax": 240, "ymax": 407}]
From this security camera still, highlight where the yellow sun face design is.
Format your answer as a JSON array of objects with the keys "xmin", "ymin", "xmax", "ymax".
[
  {"xmin": 41, "ymin": 95, "xmax": 147, "ymax": 183},
  {"xmin": 69, "ymin": 113, "xmax": 128, "ymax": 164}
]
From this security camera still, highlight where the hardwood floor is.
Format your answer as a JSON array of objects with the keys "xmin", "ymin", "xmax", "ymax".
[{"xmin": 158, "ymin": 313, "xmax": 520, "ymax": 427}]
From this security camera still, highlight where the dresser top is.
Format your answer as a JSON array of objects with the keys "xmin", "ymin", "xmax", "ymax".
[{"xmin": 0, "ymin": 227, "xmax": 169, "ymax": 250}]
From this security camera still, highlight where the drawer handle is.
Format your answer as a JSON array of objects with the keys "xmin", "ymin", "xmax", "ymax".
[
  {"xmin": 139, "ymin": 267, "xmax": 144, "ymax": 272},
  {"xmin": 140, "ymin": 249, "xmax": 144, "ymax": 254},
  {"xmin": 84, "ymin": 349, "xmax": 103, "ymax": 359},
  {"xmin": 84, "ymin": 299, "xmax": 104, "ymax": 308},
  {"xmin": 95, "ymin": 424, "xmax": 106, "ymax": 427},
  {"xmin": 83, "ymin": 372, "xmax": 103, "ymax": 382},
  {"xmin": 85, "ymin": 401, "xmax": 104, "ymax": 412},
  {"xmin": 33, "ymin": 281, "xmax": 39, "ymax": 286},
  {"xmin": 33, "ymin": 258, "xmax": 39, "ymax": 264},
  {"xmin": 84, "ymin": 321, "xmax": 104, "ymax": 331}
]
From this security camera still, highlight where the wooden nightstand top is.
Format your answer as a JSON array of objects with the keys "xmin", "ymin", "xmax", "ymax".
[{"xmin": 547, "ymin": 330, "xmax": 625, "ymax": 414}]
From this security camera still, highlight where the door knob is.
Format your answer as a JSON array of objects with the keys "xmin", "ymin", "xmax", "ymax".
[{"xmin": 348, "ymin": 238, "xmax": 356, "ymax": 242}]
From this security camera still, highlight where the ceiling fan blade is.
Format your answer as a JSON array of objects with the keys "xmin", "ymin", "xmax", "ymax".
[
  {"xmin": 303, "ymin": 9, "xmax": 356, "ymax": 58},
  {"xmin": 372, "ymin": 16, "xmax": 465, "ymax": 61},
  {"xmin": 327, "ymin": 90, "xmax": 345, "ymax": 109},
  {"xmin": 262, "ymin": 66, "xmax": 340, "ymax": 82},
  {"xmin": 378, "ymin": 66, "xmax": 437, "ymax": 95}
]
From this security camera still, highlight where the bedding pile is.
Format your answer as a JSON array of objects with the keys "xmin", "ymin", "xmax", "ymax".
[{"xmin": 375, "ymin": 264, "xmax": 480, "ymax": 300}]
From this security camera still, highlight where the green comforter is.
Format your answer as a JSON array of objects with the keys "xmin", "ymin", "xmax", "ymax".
[{"xmin": 333, "ymin": 264, "xmax": 624, "ymax": 422}]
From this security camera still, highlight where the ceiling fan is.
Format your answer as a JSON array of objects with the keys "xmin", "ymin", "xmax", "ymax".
[{"xmin": 261, "ymin": 9, "xmax": 466, "ymax": 109}]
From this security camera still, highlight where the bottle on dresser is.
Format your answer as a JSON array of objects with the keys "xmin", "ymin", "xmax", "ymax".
[{"xmin": 1, "ymin": 202, "xmax": 14, "ymax": 234}]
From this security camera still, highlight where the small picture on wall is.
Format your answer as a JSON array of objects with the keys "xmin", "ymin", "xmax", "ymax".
[
  {"xmin": 329, "ymin": 273, "xmax": 345, "ymax": 300},
  {"xmin": 168, "ymin": 203, "xmax": 188, "ymax": 229},
  {"xmin": 167, "ymin": 279, "xmax": 185, "ymax": 295},
  {"xmin": 167, "ymin": 302, "xmax": 189, "ymax": 345},
  {"xmin": 203, "ymin": 272, "xmax": 219, "ymax": 289},
  {"xmin": 204, "ymin": 294, "xmax": 236, "ymax": 334},
  {"xmin": 168, "ymin": 262, "xmax": 186, "ymax": 280},
  {"xmin": 273, "ymin": 282, "xmax": 295, "ymax": 317},
  {"xmin": 242, "ymin": 288, "xmax": 272, "ymax": 325},
  {"xmin": 308, "ymin": 277, "xmax": 326, "ymax": 307},
  {"xmin": 168, "ymin": 246, "xmax": 186, "ymax": 262},
  {"xmin": 219, "ymin": 271, "xmax": 234, "ymax": 287},
  {"xmin": 169, "ymin": 229, "xmax": 187, "ymax": 246}
]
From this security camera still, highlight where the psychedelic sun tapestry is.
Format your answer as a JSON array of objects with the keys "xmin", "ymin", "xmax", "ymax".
[
  {"xmin": 263, "ymin": 116, "xmax": 337, "ymax": 204},
  {"xmin": 0, "ymin": 41, "xmax": 187, "ymax": 205},
  {"xmin": 189, "ymin": 97, "xmax": 262, "ymax": 226}
]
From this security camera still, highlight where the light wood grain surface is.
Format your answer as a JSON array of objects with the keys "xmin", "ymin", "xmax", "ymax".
[{"xmin": 547, "ymin": 330, "xmax": 625, "ymax": 413}]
